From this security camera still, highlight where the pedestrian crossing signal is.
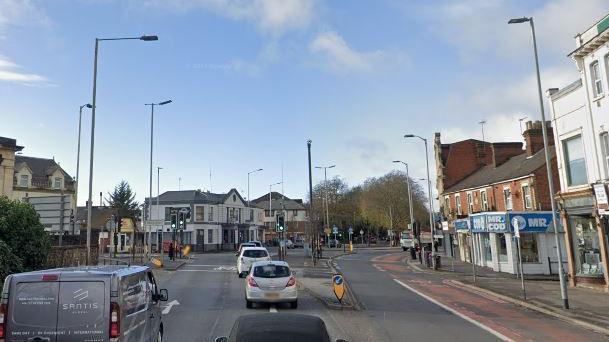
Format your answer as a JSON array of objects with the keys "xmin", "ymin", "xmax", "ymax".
[{"xmin": 276, "ymin": 215, "xmax": 285, "ymax": 232}]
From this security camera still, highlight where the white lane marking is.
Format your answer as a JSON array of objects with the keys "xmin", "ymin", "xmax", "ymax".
[
  {"xmin": 393, "ymin": 279, "xmax": 514, "ymax": 342},
  {"xmin": 372, "ymin": 264, "xmax": 386, "ymax": 272},
  {"xmin": 161, "ymin": 300, "xmax": 180, "ymax": 315},
  {"xmin": 178, "ymin": 269, "xmax": 235, "ymax": 272},
  {"xmin": 214, "ymin": 266, "xmax": 237, "ymax": 271},
  {"xmin": 269, "ymin": 305, "xmax": 278, "ymax": 313},
  {"xmin": 185, "ymin": 264, "xmax": 235, "ymax": 267}
]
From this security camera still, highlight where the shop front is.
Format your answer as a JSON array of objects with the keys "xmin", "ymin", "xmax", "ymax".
[{"xmin": 454, "ymin": 219, "xmax": 470, "ymax": 263}]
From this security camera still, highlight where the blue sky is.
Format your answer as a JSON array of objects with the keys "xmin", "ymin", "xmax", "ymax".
[{"xmin": 2, "ymin": 0, "xmax": 609, "ymax": 205}]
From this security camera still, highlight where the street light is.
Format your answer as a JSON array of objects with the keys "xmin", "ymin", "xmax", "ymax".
[
  {"xmin": 75, "ymin": 103, "xmax": 92, "ymax": 210},
  {"xmin": 157, "ymin": 166, "xmax": 163, "ymax": 262},
  {"xmin": 145, "ymin": 99, "xmax": 172, "ymax": 260},
  {"xmin": 509, "ymin": 16, "xmax": 569, "ymax": 309},
  {"xmin": 86, "ymin": 34, "xmax": 158, "ymax": 266},
  {"xmin": 247, "ymin": 168, "xmax": 263, "ymax": 208},
  {"xmin": 393, "ymin": 160, "xmax": 414, "ymax": 231},
  {"xmin": 518, "ymin": 116, "xmax": 528, "ymax": 135},
  {"xmin": 315, "ymin": 164, "xmax": 335, "ymax": 242},
  {"xmin": 404, "ymin": 134, "xmax": 435, "ymax": 261}
]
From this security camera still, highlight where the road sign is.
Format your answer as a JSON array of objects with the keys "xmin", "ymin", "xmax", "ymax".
[
  {"xmin": 332, "ymin": 226, "xmax": 338, "ymax": 234},
  {"xmin": 332, "ymin": 274, "xmax": 345, "ymax": 303},
  {"xmin": 348, "ymin": 227, "xmax": 353, "ymax": 234},
  {"xmin": 360, "ymin": 229, "xmax": 364, "ymax": 235},
  {"xmin": 324, "ymin": 227, "xmax": 331, "ymax": 235},
  {"xmin": 512, "ymin": 216, "xmax": 521, "ymax": 238}
]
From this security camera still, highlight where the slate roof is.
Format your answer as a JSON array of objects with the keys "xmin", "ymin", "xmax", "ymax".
[
  {"xmin": 15, "ymin": 155, "xmax": 74, "ymax": 183},
  {"xmin": 146, "ymin": 188, "xmax": 246, "ymax": 206},
  {"xmin": 443, "ymin": 148, "xmax": 555, "ymax": 194},
  {"xmin": 76, "ymin": 206, "xmax": 114, "ymax": 229},
  {"xmin": 0, "ymin": 136, "xmax": 24, "ymax": 151},
  {"xmin": 251, "ymin": 192, "xmax": 306, "ymax": 211}
]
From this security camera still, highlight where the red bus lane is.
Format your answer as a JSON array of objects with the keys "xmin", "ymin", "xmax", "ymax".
[{"xmin": 369, "ymin": 253, "xmax": 606, "ymax": 342}]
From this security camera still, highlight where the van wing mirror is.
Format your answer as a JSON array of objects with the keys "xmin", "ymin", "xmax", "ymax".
[
  {"xmin": 215, "ymin": 337, "xmax": 228, "ymax": 342},
  {"xmin": 159, "ymin": 288, "xmax": 169, "ymax": 302}
]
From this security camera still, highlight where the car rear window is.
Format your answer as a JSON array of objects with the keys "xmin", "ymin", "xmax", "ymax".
[
  {"xmin": 10, "ymin": 282, "xmax": 59, "ymax": 330},
  {"xmin": 243, "ymin": 250, "xmax": 268, "ymax": 258},
  {"xmin": 253, "ymin": 265, "xmax": 290, "ymax": 278}
]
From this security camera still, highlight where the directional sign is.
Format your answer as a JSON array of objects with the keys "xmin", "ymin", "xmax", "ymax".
[
  {"xmin": 348, "ymin": 226, "xmax": 353, "ymax": 234},
  {"xmin": 360, "ymin": 229, "xmax": 364, "ymax": 235},
  {"xmin": 332, "ymin": 274, "xmax": 345, "ymax": 303},
  {"xmin": 332, "ymin": 226, "xmax": 339, "ymax": 234}
]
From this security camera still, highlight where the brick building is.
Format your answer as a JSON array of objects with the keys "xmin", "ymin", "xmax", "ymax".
[{"xmin": 436, "ymin": 121, "xmax": 567, "ymax": 275}]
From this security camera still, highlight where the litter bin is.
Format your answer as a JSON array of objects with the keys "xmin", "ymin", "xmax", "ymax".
[{"xmin": 410, "ymin": 247, "xmax": 417, "ymax": 260}]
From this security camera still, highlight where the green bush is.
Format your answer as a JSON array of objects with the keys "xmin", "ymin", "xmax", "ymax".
[
  {"xmin": 0, "ymin": 196, "xmax": 50, "ymax": 272},
  {"xmin": 0, "ymin": 239, "xmax": 23, "ymax": 284}
]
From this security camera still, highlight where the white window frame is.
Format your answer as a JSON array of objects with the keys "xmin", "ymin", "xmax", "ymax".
[
  {"xmin": 455, "ymin": 194, "xmax": 462, "ymax": 215},
  {"xmin": 195, "ymin": 206, "xmax": 205, "ymax": 222},
  {"xmin": 601, "ymin": 131, "xmax": 609, "ymax": 179},
  {"xmin": 563, "ymin": 134, "xmax": 588, "ymax": 187},
  {"xmin": 208, "ymin": 206, "xmax": 214, "ymax": 221},
  {"xmin": 503, "ymin": 187, "xmax": 513, "ymax": 211},
  {"xmin": 54, "ymin": 177, "xmax": 62, "ymax": 189},
  {"xmin": 467, "ymin": 192, "xmax": 474, "ymax": 214},
  {"xmin": 521, "ymin": 184, "xmax": 532, "ymax": 209},
  {"xmin": 591, "ymin": 60, "xmax": 603, "ymax": 98},
  {"xmin": 19, "ymin": 174, "xmax": 29, "ymax": 187},
  {"xmin": 444, "ymin": 196, "xmax": 450, "ymax": 215},
  {"xmin": 480, "ymin": 190, "xmax": 488, "ymax": 211}
]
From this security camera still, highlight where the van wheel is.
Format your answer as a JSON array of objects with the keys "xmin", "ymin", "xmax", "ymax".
[
  {"xmin": 157, "ymin": 330, "xmax": 163, "ymax": 342},
  {"xmin": 290, "ymin": 301, "xmax": 298, "ymax": 309},
  {"xmin": 246, "ymin": 299, "xmax": 253, "ymax": 309}
]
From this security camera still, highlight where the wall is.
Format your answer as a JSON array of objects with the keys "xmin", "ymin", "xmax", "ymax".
[{"xmin": 0, "ymin": 147, "xmax": 16, "ymax": 198}]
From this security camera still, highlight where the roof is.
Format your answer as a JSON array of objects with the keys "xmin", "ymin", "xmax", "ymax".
[
  {"xmin": 253, "ymin": 193, "xmax": 306, "ymax": 211},
  {"xmin": 76, "ymin": 206, "xmax": 114, "ymax": 228},
  {"xmin": 251, "ymin": 260, "xmax": 289, "ymax": 267},
  {"xmin": 15, "ymin": 155, "xmax": 74, "ymax": 183},
  {"xmin": 443, "ymin": 148, "xmax": 555, "ymax": 194},
  {"xmin": 227, "ymin": 313, "xmax": 330, "ymax": 342},
  {"xmin": 549, "ymin": 79, "xmax": 582, "ymax": 101},
  {"xmin": 0, "ymin": 136, "xmax": 24, "ymax": 151},
  {"xmin": 146, "ymin": 188, "xmax": 246, "ymax": 205}
]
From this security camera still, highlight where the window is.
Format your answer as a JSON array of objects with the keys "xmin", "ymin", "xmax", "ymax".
[
  {"xmin": 444, "ymin": 196, "xmax": 450, "ymax": 215},
  {"xmin": 250, "ymin": 209, "xmax": 254, "ymax": 221},
  {"xmin": 520, "ymin": 233, "xmax": 539, "ymax": 263},
  {"xmin": 480, "ymin": 190, "xmax": 488, "ymax": 211},
  {"xmin": 564, "ymin": 135, "xmax": 588, "ymax": 186},
  {"xmin": 54, "ymin": 177, "xmax": 62, "ymax": 189},
  {"xmin": 482, "ymin": 233, "xmax": 492, "ymax": 262},
  {"xmin": 164, "ymin": 207, "xmax": 171, "ymax": 221},
  {"xmin": 208, "ymin": 229, "xmax": 213, "ymax": 244},
  {"xmin": 503, "ymin": 188, "xmax": 512, "ymax": 210},
  {"xmin": 233, "ymin": 194, "xmax": 236, "ymax": 202},
  {"xmin": 591, "ymin": 61, "xmax": 603, "ymax": 97},
  {"xmin": 19, "ymin": 175, "xmax": 28, "ymax": 187},
  {"xmin": 455, "ymin": 195, "xmax": 462, "ymax": 215},
  {"xmin": 570, "ymin": 216, "xmax": 603, "ymax": 276},
  {"xmin": 208, "ymin": 206, "xmax": 214, "ymax": 221},
  {"xmin": 497, "ymin": 233, "xmax": 508, "ymax": 262},
  {"xmin": 293, "ymin": 210, "xmax": 298, "ymax": 217},
  {"xmin": 195, "ymin": 206, "xmax": 205, "ymax": 222},
  {"xmin": 522, "ymin": 185, "xmax": 532, "ymax": 209},
  {"xmin": 265, "ymin": 210, "xmax": 271, "ymax": 217},
  {"xmin": 601, "ymin": 132, "xmax": 609, "ymax": 178},
  {"xmin": 467, "ymin": 193, "xmax": 474, "ymax": 213}
]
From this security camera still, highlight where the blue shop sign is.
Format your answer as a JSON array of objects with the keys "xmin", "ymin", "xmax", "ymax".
[
  {"xmin": 469, "ymin": 212, "xmax": 511, "ymax": 233},
  {"xmin": 454, "ymin": 219, "xmax": 470, "ymax": 231},
  {"xmin": 507, "ymin": 212, "xmax": 563, "ymax": 233}
]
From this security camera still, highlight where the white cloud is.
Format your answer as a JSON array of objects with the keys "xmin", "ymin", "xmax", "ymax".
[
  {"xmin": 141, "ymin": 0, "xmax": 315, "ymax": 36},
  {"xmin": 0, "ymin": 55, "xmax": 49, "ymax": 85},
  {"xmin": 0, "ymin": 0, "xmax": 50, "ymax": 28},
  {"xmin": 309, "ymin": 31, "xmax": 407, "ymax": 74}
]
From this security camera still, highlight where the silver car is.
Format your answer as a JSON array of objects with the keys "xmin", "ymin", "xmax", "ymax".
[
  {"xmin": 245, "ymin": 261, "xmax": 297, "ymax": 309},
  {"xmin": 1, "ymin": 265, "xmax": 168, "ymax": 342}
]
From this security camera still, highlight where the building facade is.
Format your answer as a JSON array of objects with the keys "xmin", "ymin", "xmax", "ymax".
[
  {"xmin": 251, "ymin": 192, "xmax": 308, "ymax": 243},
  {"xmin": 437, "ymin": 122, "xmax": 567, "ymax": 275},
  {"xmin": 0, "ymin": 137, "xmax": 24, "ymax": 198},
  {"xmin": 547, "ymin": 13, "xmax": 609, "ymax": 290},
  {"xmin": 146, "ymin": 189, "xmax": 265, "ymax": 252}
]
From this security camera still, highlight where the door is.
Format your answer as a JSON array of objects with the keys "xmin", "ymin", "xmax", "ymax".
[
  {"xmin": 196, "ymin": 229, "xmax": 205, "ymax": 252},
  {"xmin": 145, "ymin": 272, "xmax": 162, "ymax": 341}
]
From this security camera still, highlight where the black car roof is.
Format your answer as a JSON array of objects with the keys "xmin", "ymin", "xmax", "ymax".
[{"xmin": 228, "ymin": 313, "xmax": 331, "ymax": 342}]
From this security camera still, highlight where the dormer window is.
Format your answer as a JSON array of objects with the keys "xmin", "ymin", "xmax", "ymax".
[
  {"xmin": 54, "ymin": 177, "xmax": 62, "ymax": 189},
  {"xmin": 20, "ymin": 175, "xmax": 29, "ymax": 187}
]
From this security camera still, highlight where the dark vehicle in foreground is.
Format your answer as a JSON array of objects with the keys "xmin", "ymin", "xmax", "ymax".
[
  {"xmin": 1, "ymin": 265, "xmax": 168, "ymax": 342},
  {"xmin": 214, "ymin": 313, "xmax": 348, "ymax": 342}
]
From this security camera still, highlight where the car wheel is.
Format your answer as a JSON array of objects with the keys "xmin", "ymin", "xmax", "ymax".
[
  {"xmin": 290, "ymin": 301, "xmax": 298, "ymax": 309},
  {"xmin": 157, "ymin": 330, "xmax": 163, "ymax": 342},
  {"xmin": 246, "ymin": 299, "xmax": 253, "ymax": 309}
]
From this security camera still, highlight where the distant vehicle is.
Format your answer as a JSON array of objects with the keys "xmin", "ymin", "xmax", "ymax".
[
  {"xmin": 369, "ymin": 236, "xmax": 377, "ymax": 244},
  {"xmin": 283, "ymin": 239, "xmax": 295, "ymax": 249},
  {"xmin": 236, "ymin": 242, "xmax": 257, "ymax": 256},
  {"xmin": 245, "ymin": 261, "xmax": 297, "ymax": 309},
  {"xmin": 214, "ymin": 313, "xmax": 348, "ymax": 342},
  {"xmin": 237, "ymin": 247, "xmax": 271, "ymax": 277},
  {"xmin": 247, "ymin": 241, "xmax": 263, "ymax": 247},
  {"xmin": 328, "ymin": 239, "xmax": 341, "ymax": 248},
  {"xmin": 293, "ymin": 239, "xmax": 304, "ymax": 248},
  {"xmin": 400, "ymin": 231, "xmax": 413, "ymax": 251},
  {"xmin": 1, "ymin": 265, "xmax": 168, "ymax": 342}
]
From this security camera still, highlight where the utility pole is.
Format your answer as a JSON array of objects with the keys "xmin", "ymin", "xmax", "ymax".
[
  {"xmin": 307, "ymin": 140, "xmax": 315, "ymax": 261},
  {"xmin": 315, "ymin": 164, "xmax": 335, "ymax": 245}
]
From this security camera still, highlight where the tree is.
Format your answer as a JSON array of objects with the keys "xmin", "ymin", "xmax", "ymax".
[
  {"xmin": 0, "ymin": 239, "xmax": 23, "ymax": 283},
  {"xmin": 106, "ymin": 180, "xmax": 140, "ymax": 220},
  {"xmin": 0, "ymin": 196, "xmax": 50, "ymax": 273}
]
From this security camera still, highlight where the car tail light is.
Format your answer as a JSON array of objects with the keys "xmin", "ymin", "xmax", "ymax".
[
  {"xmin": 109, "ymin": 302, "xmax": 120, "ymax": 338},
  {"xmin": 42, "ymin": 274, "xmax": 58, "ymax": 281},
  {"xmin": 0, "ymin": 303, "xmax": 7, "ymax": 339},
  {"xmin": 286, "ymin": 276, "xmax": 296, "ymax": 288},
  {"xmin": 247, "ymin": 276, "xmax": 258, "ymax": 288}
]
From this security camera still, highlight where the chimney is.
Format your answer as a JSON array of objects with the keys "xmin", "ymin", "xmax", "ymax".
[
  {"xmin": 491, "ymin": 142, "xmax": 523, "ymax": 167},
  {"xmin": 523, "ymin": 120, "xmax": 553, "ymax": 157}
]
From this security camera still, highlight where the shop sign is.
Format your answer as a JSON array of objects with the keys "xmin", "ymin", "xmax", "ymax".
[
  {"xmin": 470, "ymin": 214, "xmax": 486, "ymax": 233},
  {"xmin": 469, "ymin": 213, "xmax": 510, "ymax": 233},
  {"xmin": 454, "ymin": 219, "xmax": 470, "ymax": 231},
  {"xmin": 507, "ymin": 212, "xmax": 562, "ymax": 233},
  {"xmin": 593, "ymin": 183, "xmax": 609, "ymax": 216},
  {"xmin": 441, "ymin": 221, "xmax": 449, "ymax": 231}
]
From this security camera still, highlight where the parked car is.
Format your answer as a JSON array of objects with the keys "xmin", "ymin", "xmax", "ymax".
[
  {"xmin": 247, "ymin": 241, "xmax": 263, "ymax": 247},
  {"xmin": 1, "ymin": 265, "xmax": 168, "ymax": 342},
  {"xmin": 293, "ymin": 239, "xmax": 304, "ymax": 248},
  {"xmin": 214, "ymin": 313, "xmax": 348, "ymax": 342},
  {"xmin": 328, "ymin": 239, "xmax": 342, "ymax": 248},
  {"xmin": 245, "ymin": 261, "xmax": 297, "ymax": 309},
  {"xmin": 282, "ymin": 239, "xmax": 295, "ymax": 249},
  {"xmin": 236, "ymin": 242, "xmax": 257, "ymax": 256},
  {"xmin": 237, "ymin": 247, "xmax": 271, "ymax": 277}
]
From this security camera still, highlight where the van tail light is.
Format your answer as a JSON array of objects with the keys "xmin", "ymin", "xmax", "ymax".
[
  {"xmin": 0, "ymin": 303, "xmax": 7, "ymax": 339},
  {"xmin": 42, "ymin": 274, "xmax": 58, "ymax": 281},
  {"xmin": 286, "ymin": 276, "xmax": 296, "ymax": 288},
  {"xmin": 247, "ymin": 276, "xmax": 258, "ymax": 288},
  {"xmin": 109, "ymin": 302, "xmax": 120, "ymax": 338}
]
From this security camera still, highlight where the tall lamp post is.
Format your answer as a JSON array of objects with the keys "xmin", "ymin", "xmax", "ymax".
[
  {"xmin": 393, "ymin": 161, "xmax": 414, "ymax": 231},
  {"xmin": 157, "ymin": 166, "xmax": 163, "ymax": 262},
  {"xmin": 269, "ymin": 182, "xmax": 282, "ymax": 245},
  {"xmin": 145, "ymin": 99, "xmax": 172, "ymax": 260},
  {"xmin": 509, "ymin": 16, "xmax": 569, "ymax": 309},
  {"xmin": 75, "ymin": 103, "xmax": 92, "ymax": 212},
  {"xmin": 248, "ymin": 168, "xmax": 263, "ymax": 207},
  {"xmin": 315, "ymin": 164, "xmax": 335, "ymax": 244},
  {"xmin": 404, "ymin": 134, "xmax": 435, "ymax": 263},
  {"xmin": 86, "ymin": 34, "xmax": 158, "ymax": 266}
]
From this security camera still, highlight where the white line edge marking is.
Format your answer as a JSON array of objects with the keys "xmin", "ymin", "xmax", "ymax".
[
  {"xmin": 269, "ymin": 305, "xmax": 278, "ymax": 313},
  {"xmin": 393, "ymin": 279, "xmax": 514, "ymax": 342}
]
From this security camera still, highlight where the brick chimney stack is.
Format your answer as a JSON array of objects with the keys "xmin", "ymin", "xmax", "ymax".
[{"xmin": 523, "ymin": 120, "xmax": 553, "ymax": 157}]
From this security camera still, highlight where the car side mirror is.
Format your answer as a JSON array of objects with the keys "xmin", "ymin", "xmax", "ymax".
[
  {"xmin": 159, "ymin": 288, "xmax": 169, "ymax": 302},
  {"xmin": 215, "ymin": 337, "xmax": 228, "ymax": 342},
  {"xmin": 336, "ymin": 339, "xmax": 349, "ymax": 342}
]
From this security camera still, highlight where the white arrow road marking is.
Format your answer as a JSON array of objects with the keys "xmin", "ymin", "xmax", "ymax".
[
  {"xmin": 269, "ymin": 305, "xmax": 278, "ymax": 313},
  {"xmin": 162, "ymin": 300, "xmax": 180, "ymax": 315}
]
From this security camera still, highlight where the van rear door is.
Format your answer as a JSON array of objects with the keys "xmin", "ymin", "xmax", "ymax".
[{"xmin": 56, "ymin": 280, "xmax": 107, "ymax": 342}]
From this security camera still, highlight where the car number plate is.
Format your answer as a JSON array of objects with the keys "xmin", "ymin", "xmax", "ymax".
[{"xmin": 264, "ymin": 292, "xmax": 279, "ymax": 299}]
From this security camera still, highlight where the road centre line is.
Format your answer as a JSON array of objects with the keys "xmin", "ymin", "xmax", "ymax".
[{"xmin": 393, "ymin": 279, "xmax": 514, "ymax": 342}]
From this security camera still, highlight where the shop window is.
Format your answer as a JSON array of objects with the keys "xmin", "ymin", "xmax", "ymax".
[
  {"xmin": 571, "ymin": 216, "xmax": 603, "ymax": 276},
  {"xmin": 497, "ymin": 233, "xmax": 508, "ymax": 262},
  {"xmin": 522, "ymin": 185, "xmax": 532, "ymax": 209},
  {"xmin": 482, "ymin": 233, "xmax": 492, "ymax": 262},
  {"xmin": 520, "ymin": 233, "xmax": 539, "ymax": 263},
  {"xmin": 563, "ymin": 135, "xmax": 588, "ymax": 186}
]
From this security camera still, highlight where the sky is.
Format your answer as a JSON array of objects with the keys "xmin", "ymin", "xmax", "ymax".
[{"xmin": 2, "ymin": 0, "xmax": 609, "ymax": 206}]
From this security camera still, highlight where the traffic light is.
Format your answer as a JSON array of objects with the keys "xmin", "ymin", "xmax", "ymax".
[
  {"xmin": 69, "ymin": 210, "xmax": 75, "ymax": 224},
  {"xmin": 276, "ymin": 215, "xmax": 285, "ymax": 232},
  {"xmin": 171, "ymin": 214, "xmax": 177, "ymax": 230},
  {"xmin": 178, "ymin": 212, "xmax": 185, "ymax": 230}
]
